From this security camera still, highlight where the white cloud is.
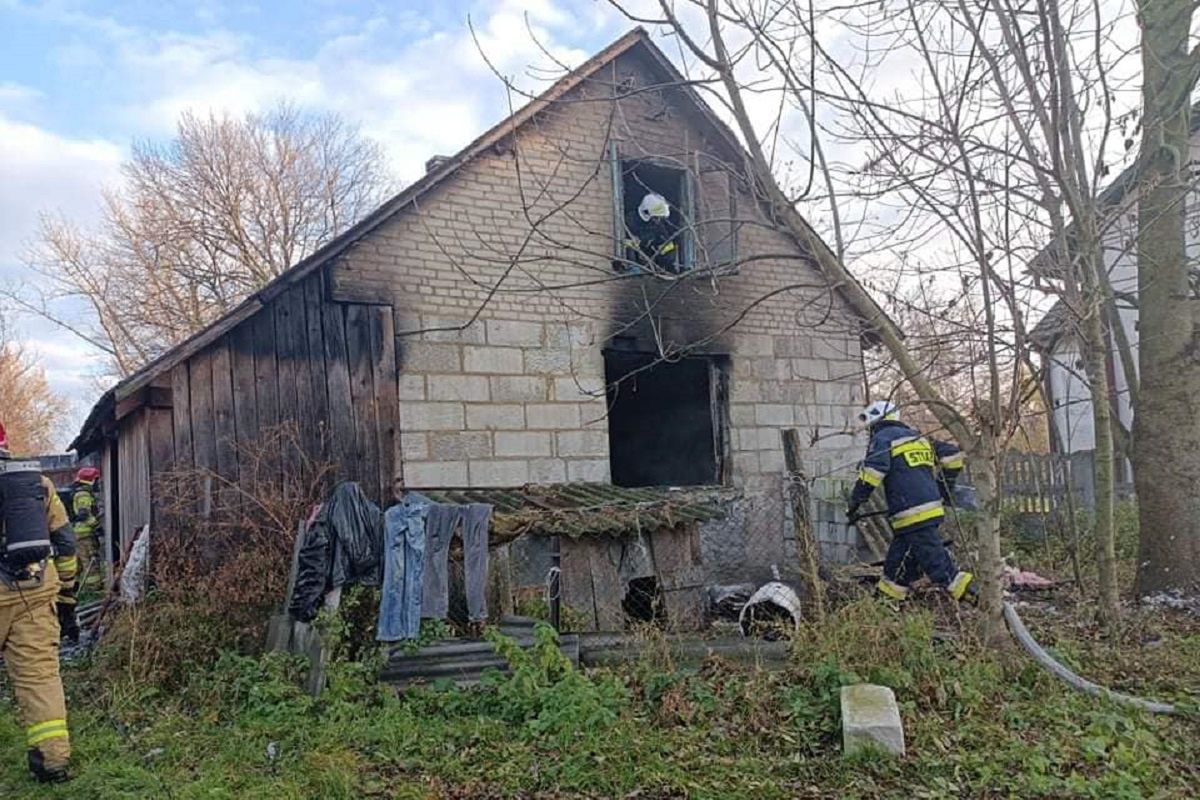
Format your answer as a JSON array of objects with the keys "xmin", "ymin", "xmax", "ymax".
[{"xmin": 0, "ymin": 113, "xmax": 123, "ymax": 262}]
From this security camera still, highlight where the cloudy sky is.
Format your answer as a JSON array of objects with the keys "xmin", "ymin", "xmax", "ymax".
[{"xmin": 0, "ymin": 0, "xmax": 652, "ymax": 444}]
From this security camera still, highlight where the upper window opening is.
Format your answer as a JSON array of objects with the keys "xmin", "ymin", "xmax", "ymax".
[{"xmin": 619, "ymin": 160, "xmax": 692, "ymax": 274}]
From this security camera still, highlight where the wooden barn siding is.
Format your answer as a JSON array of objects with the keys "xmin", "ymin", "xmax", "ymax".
[
  {"xmin": 116, "ymin": 409, "xmax": 151, "ymax": 550},
  {"xmin": 161, "ymin": 270, "xmax": 398, "ymax": 507}
]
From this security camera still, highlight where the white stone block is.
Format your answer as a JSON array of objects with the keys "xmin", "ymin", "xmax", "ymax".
[
  {"xmin": 556, "ymin": 430, "xmax": 608, "ymax": 458},
  {"xmin": 397, "ymin": 374, "xmax": 426, "ymax": 400},
  {"xmin": 464, "ymin": 345, "xmax": 523, "ymax": 374},
  {"xmin": 486, "ymin": 319, "xmax": 544, "ymax": 347},
  {"xmin": 495, "ymin": 431, "xmax": 552, "ymax": 457},
  {"xmin": 490, "ymin": 375, "xmax": 548, "ymax": 402},
  {"xmin": 405, "ymin": 460, "xmax": 468, "ymax": 487},
  {"xmin": 755, "ymin": 404, "xmax": 794, "ymax": 426},
  {"xmin": 401, "ymin": 342, "xmax": 461, "ymax": 372},
  {"xmin": 840, "ymin": 684, "xmax": 905, "ymax": 757},
  {"xmin": 399, "ymin": 432, "xmax": 428, "ymax": 460},
  {"xmin": 399, "ymin": 402, "xmax": 465, "ymax": 431},
  {"xmin": 428, "ymin": 374, "xmax": 490, "ymax": 402},
  {"xmin": 466, "ymin": 404, "xmax": 525, "ymax": 430},
  {"xmin": 552, "ymin": 376, "xmax": 606, "ymax": 402},
  {"xmin": 529, "ymin": 458, "xmax": 568, "ymax": 483},
  {"xmin": 526, "ymin": 403, "xmax": 582, "ymax": 429},
  {"xmin": 469, "ymin": 459, "xmax": 530, "ymax": 487},
  {"xmin": 566, "ymin": 459, "xmax": 610, "ymax": 482},
  {"xmin": 524, "ymin": 347, "xmax": 573, "ymax": 375}
]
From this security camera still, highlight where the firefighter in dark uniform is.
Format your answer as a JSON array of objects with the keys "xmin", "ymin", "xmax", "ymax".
[
  {"xmin": 846, "ymin": 401, "xmax": 974, "ymax": 603},
  {"xmin": 0, "ymin": 421, "xmax": 75, "ymax": 782},
  {"xmin": 624, "ymin": 192, "xmax": 681, "ymax": 272}
]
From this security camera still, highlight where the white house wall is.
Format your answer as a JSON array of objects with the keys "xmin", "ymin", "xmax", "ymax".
[{"xmin": 1048, "ymin": 136, "xmax": 1200, "ymax": 454}]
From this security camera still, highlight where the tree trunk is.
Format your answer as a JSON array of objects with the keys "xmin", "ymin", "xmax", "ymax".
[
  {"xmin": 969, "ymin": 454, "xmax": 1006, "ymax": 645},
  {"xmin": 1079, "ymin": 296, "xmax": 1120, "ymax": 621},
  {"xmin": 1133, "ymin": 0, "xmax": 1200, "ymax": 595}
]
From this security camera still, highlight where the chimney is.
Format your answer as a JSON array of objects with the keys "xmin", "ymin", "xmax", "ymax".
[{"xmin": 425, "ymin": 155, "xmax": 452, "ymax": 174}]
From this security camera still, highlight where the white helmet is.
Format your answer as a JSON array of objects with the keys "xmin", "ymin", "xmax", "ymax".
[
  {"xmin": 857, "ymin": 400, "xmax": 898, "ymax": 426},
  {"xmin": 638, "ymin": 192, "xmax": 670, "ymax": 222}
]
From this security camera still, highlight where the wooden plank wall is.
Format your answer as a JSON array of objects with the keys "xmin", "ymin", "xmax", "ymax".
[
  {"xmin": 116, "ymin": 410, "xmax": 151, "ymax": 551},
  {"xmin": 147, "ymin": 270, "xmax": 398, "ymax": 510}
]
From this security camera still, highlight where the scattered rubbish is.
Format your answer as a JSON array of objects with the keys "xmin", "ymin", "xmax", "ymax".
[
  {"xmin": 1141, "ymin": 591, "xmax": 1200, "ymax": 616},
  {"xmin": 119, "ymin": 525, "xmax": 151, "ymax": 604},
  {"xmin": 1002, "ymin": 565, "xmax": 1055, "ymax": 591},
  {"xmin": 738, "ymin": 581, "xmax": 802, "ymax": 639},
  {"xmin": 707, "ymin": 583, "xmax": 756, "ymax": 620},
  {"xmin": 144, "ymin": 748, "xmax": 165, "ymax": 760},
  {"xmin": 266, "ymin": 742, "xmax": 279, "ymax": 762}
]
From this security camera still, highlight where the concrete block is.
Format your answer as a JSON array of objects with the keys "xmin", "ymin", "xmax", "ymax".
[
  {"xmin": 466, "ymin": 404, "xmax": 525, "ymax": 430},
  {"xmin": 730, "ymin": 403, "xmax": 756, "ymax": 426},
  {"xmin": 841, "ymin": 684, "xmax": 905, "ymax": 757},
  {"xmin": 812, "ymin": 337, "xmax": 851, "ymax": 361},
  {"xmin": 397, "ymin": 374, "xmax": 426, "ymax": 400},
  {"xmin": 556, "ymin": 430, "xmax": 608, "ymax": 458},
  {"xmin": 399, "ymin": 402, "xmax": 465, "ymax": 431},
  {"xmin": 735, "ymin": 333, "xmax": 774, "ymax": 356},
  {"xmin": 495, "ymin": 431, "xmax": 552, "ymax": 457},
  {"xmin": 405, "ymin": 460, "xmax": 468, "ymax": 487},
  {"xmin": 430, "ymin": 432, "xmax": 492, "ymax": 460},
  {"xmin": 566, "ymin": 459, "xmax": 610, "ymax": 482},
  {"xmin": 464, "ymin": 345, "xmax": 523, "ymax": 374},
  {"xmin": 774, "ymin": 335, "xmax": 811, "ymax": 358},
  {"xmin": 428, "ymin": 374, "xmax": 490, "ymax": 402},
  {"xmin": 525, "ymin": 403, "xmax": 582, "ymax": 429},
  {"xmin": 544, "ymin": 321, "xmax": 595, "ymax": 349},
  {"xmin": 755, "ymin": 404, "xmax": 794, "ymax": 426},
  {"xmin": 529, "ymin": 458, "xmax": 568, "ymax": 483},
  {"xmin": 552, "ymin": 376, "xmax": 606, "ymax": 403},
  {"xmin": 420, "ymin": 316, "xmax": 485, "ymax": 344},
  {"xmin": 400, "ymin": 342, "xmax": 461, "ymax": 372},
  {"xmin": 791, "ymin": 358, "xmax": 830, "ymax": 381},
  {"xmin": 399, "ymin": 432, "xmax": 428, "ymax": 461},
  {"xmin": 524, "ymin": 347, "xmax": 573, "ymax": 375},
  {"xmin": 729, "ymin": 378, "xmax": 761, "ymax": 403},
  {"xmin": 487, "ymin": 319, "xmax": 544, "ymax": 347},
  {"xmin": 469, "ymin": 459, "xmax": 530, "ymax": 487},
  {"xmin": 490, "ymin": 375, "xmax": 548, "ymax": 402}
]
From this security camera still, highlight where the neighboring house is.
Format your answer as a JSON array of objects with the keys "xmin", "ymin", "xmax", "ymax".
[
  {"xmin": 71, "ymin": 30, "xmax": 888, "ymax": 618},
  {"xmin": 1029, "ymin": 105, "xmax": 1200, "ymax": 466}
]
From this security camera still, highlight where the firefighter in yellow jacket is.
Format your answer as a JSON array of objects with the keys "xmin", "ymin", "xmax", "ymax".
[{"xmin": 0, "ymin": 422, "xmax": 74, "ymax": 783}]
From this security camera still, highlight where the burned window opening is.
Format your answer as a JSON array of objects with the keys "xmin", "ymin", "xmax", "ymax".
[
  {"xmin": 604, "ymin": 351, "xmax": 729, "ymax": 487},
  {"xmin": 617, "ymin": 160, "xmax": 692, "ymax": 274}
]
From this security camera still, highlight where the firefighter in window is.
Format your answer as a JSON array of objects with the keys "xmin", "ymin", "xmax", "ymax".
[{"xmin": 625, "ymin": 192, "xmax": 681, "ymax": 272}]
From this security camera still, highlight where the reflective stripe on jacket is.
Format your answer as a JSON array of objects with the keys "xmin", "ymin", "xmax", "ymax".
[{"xmin": 849, "ymin": 420, "xmax": 964, "ymax": 531}]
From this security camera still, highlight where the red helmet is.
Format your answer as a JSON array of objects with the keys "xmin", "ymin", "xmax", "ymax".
[{"xmin": 76, "ymin": 466, "xmax": 101, "ymax": 483}]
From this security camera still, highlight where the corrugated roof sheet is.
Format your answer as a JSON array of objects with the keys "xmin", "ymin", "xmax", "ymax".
[{"xmin": 419, "ymin": 482, "xmax": 734, "ymax": 540}]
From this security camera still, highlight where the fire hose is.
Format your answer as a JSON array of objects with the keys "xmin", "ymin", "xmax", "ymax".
[
  {"xmin": 850, "ymin": 509, "xmax": 1185, "ymax": 716},
  {"xmin": 1001, "ymin": 601, "xmax": 1181, "ymax": 716}
]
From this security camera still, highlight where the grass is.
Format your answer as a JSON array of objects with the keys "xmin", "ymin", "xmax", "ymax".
[{"xmin": 2, "ymin": 592, "xmax": 1198, "ymax": 799}]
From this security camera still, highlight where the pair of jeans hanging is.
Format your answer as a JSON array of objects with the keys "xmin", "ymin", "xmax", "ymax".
[
  {"xmin": 421, "ymin": 503, "xmax": 492, "ymax": 622},
  {"xmin": 377, "ymin": 492, "xmax": 430, "ymax": 641}
]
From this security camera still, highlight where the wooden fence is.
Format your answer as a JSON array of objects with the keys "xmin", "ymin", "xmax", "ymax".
[{"xmin": 1001, "ymin": 452, "xmax": 1134, "ymax": 513}]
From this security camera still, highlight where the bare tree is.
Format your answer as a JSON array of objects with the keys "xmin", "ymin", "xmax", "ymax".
[
  {"xmin": 597, "ymin": 0, "xmax": 1142, "ymax": 628},
  {"xmin": 12, "ymin": 104, "xmax": 391, "ymax": 377},
  {"xmin": 0, "ymin": 311, "xmax": 68, "ymax": 454},
  {"xmin": 1132, "ymin": 0, "xmax": 1200, "ymax": 596}
]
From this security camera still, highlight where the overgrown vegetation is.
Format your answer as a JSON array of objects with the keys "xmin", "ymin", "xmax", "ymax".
[
  {"xmin": 91, "ymin": 424, "xmax": 336, "ymax": 689},
  {"xmin": 3, "ymin": 588, "xmax": 1197, "ymax": 797}
]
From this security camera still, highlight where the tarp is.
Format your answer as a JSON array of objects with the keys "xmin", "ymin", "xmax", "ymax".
[{"xmin": 289, "ymin": 482, "xmax": 383, "ymax": 622}]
